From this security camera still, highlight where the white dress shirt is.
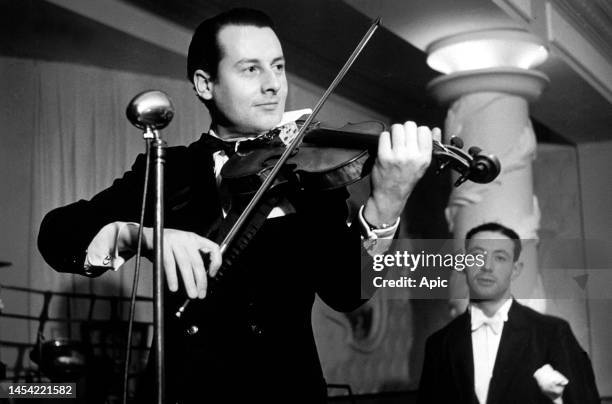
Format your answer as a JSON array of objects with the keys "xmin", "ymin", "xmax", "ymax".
[{"xmin": 470, "ymin": 298, "xmax": 513, "ymax": 404}]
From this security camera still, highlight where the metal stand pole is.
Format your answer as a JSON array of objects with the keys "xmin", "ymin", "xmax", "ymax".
[
  {"xmin": 151, "ymin": 134, "xmax": 166, "ymax": 404},
  {"xmin": 126, "ymin": 90, "xmax": 174, "ymax": 404}
]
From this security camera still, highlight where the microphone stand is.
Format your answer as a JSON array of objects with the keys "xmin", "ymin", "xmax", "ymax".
[
  {"xmin": 150, "ymin": 129, "xmax": 166, "ymax": 404},
  {"xmin": 126, "ymin": 90, "xmax": 174, "ymax": 404}
]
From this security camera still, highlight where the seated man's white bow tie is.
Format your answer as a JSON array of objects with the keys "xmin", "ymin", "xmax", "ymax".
[{"xmin": 471, "ymin": 309, "xmax": 507, "ymax": 334}]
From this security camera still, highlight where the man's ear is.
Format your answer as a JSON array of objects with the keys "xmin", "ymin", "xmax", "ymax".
[
  {"xmin": 511, "ymin": 261, "xmax": 523, "ymax": 281},
  {"xmin": 193, "ymin": 69, "xmax": 213, "ymax": 100}
]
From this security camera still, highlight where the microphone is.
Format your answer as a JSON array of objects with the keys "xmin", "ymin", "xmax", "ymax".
[
  {"xmin": 126, "ymin": 90, "xmax": 175, "ymax": 131},
  {"xmin": 124, "ymin": 90, "xmax": 174, "ymax": 404}
]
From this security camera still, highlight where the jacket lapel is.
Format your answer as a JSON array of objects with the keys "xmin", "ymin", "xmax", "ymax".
[
  {"xmin": 486, "ymin": 301, "xmax": 529, "ymax": 403},
  {"xmin": 171, "ymin": 134, "xmax": 224, "ymax": 236},
  {"xmin": 448, "ymin": 312, "xmax": 479, "ymax": 404}
]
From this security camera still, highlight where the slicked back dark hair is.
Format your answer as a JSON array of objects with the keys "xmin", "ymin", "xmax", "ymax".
[
  {"xmin": 465, "ymin": 222, "xmax": 522, "ymax": 262},
  {"xmin": 187, "ymin": 8, "xmax": 276, "ymax": 82}
]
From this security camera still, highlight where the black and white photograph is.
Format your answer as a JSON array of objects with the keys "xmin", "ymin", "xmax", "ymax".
[{"xmin": 1, "ymin": 0, "xmax": 611, "ymax": 403}]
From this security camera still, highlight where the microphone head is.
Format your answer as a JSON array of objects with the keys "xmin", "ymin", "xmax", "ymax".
[{"xmin": 126, "ymin": 90, "xmax": 175, "ymax": 131}]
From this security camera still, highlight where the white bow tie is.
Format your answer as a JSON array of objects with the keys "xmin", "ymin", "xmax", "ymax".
[{"xmin": 471, "ymin": 309, "xmax": 507, "ymax": 335}]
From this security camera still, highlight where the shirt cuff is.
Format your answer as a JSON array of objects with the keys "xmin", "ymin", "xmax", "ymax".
[
  {"xmin": 357, "ymin": 205, "xmax": 399, "ymax": 240},
  {"xmin": 83, "ymin": 222, "xmax": 137, "ymax": 275},
  {"xmin": 357, "ymin": 205, "xmax": 400, "ymax": 257}
]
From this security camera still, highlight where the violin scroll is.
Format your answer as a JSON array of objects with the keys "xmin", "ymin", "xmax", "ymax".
[
  {"xmin": 469, "ymin": 154, "xmax": 501, "ymax": 184},
  {"xmin": 432, "ymin": 137, "xmax": 501, "ymax": 187}
]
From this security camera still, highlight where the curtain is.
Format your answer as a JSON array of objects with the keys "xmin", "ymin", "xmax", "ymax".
[{"xmin": 0, "ymin": 56, "xmax": 210, "ymax": 372}]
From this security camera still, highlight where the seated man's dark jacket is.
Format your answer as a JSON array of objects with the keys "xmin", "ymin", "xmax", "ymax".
[
  {"xmin": 417, "ymin": 301, "xmax": 600, "ymax": 404},
  {"xmin": 38, "ymin": 135, "xmax": 373, "ymax": 403}
]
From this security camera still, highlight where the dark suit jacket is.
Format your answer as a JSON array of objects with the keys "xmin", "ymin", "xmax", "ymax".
[
  {"xmin": 38, "ymin": 135, "xmax": 373, "ymax": 403},
  {"xmin": 417, "ymin": 301, "xmax": 600, "ymax": 404}
]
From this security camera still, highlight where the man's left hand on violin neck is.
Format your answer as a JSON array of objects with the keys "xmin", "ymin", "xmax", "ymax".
[{"xmin": 363, "ymin": 121, "xmax": 441, "ymax": 229}]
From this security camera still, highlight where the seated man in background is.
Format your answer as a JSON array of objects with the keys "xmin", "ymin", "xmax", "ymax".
[{"xmin": 418, "ymin": 222, "xmax": 600, "ymax": 404}]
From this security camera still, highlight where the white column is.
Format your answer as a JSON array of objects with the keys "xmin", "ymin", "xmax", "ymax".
[{"xmin": 426, "ymin": 30, "xmax": 549, "ymax": 315}]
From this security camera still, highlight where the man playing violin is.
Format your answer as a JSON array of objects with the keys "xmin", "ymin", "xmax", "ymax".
[{"xmin": 38, "ymin": 8, "xmax": 439, "ymax": 403}]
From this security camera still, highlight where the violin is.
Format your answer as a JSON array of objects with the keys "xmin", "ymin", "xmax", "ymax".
[
  {"xmin": 173, "ymin": 17, "xmax": 501, "ymax": 334},
  {"xmin": 221, "ymin": 119, "xmax": 500, "ymax": 195}
]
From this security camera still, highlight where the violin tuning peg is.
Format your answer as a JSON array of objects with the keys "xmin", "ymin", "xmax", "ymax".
[
  {"xmin": 468, "ymin": 146, "xmax": 482, "ymax": 157},
  {"xmin": 454, "ymin": 174, "xmax": 469, "ymax": 187},
  {"xmin": 450, "ymin": 136, "xmax": 464, "ymax": 149}
]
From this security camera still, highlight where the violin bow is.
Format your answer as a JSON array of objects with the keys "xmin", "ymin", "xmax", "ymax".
[{"xmin": 176, "ymin": 17, "xmax": 382, "ymax": 317}]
